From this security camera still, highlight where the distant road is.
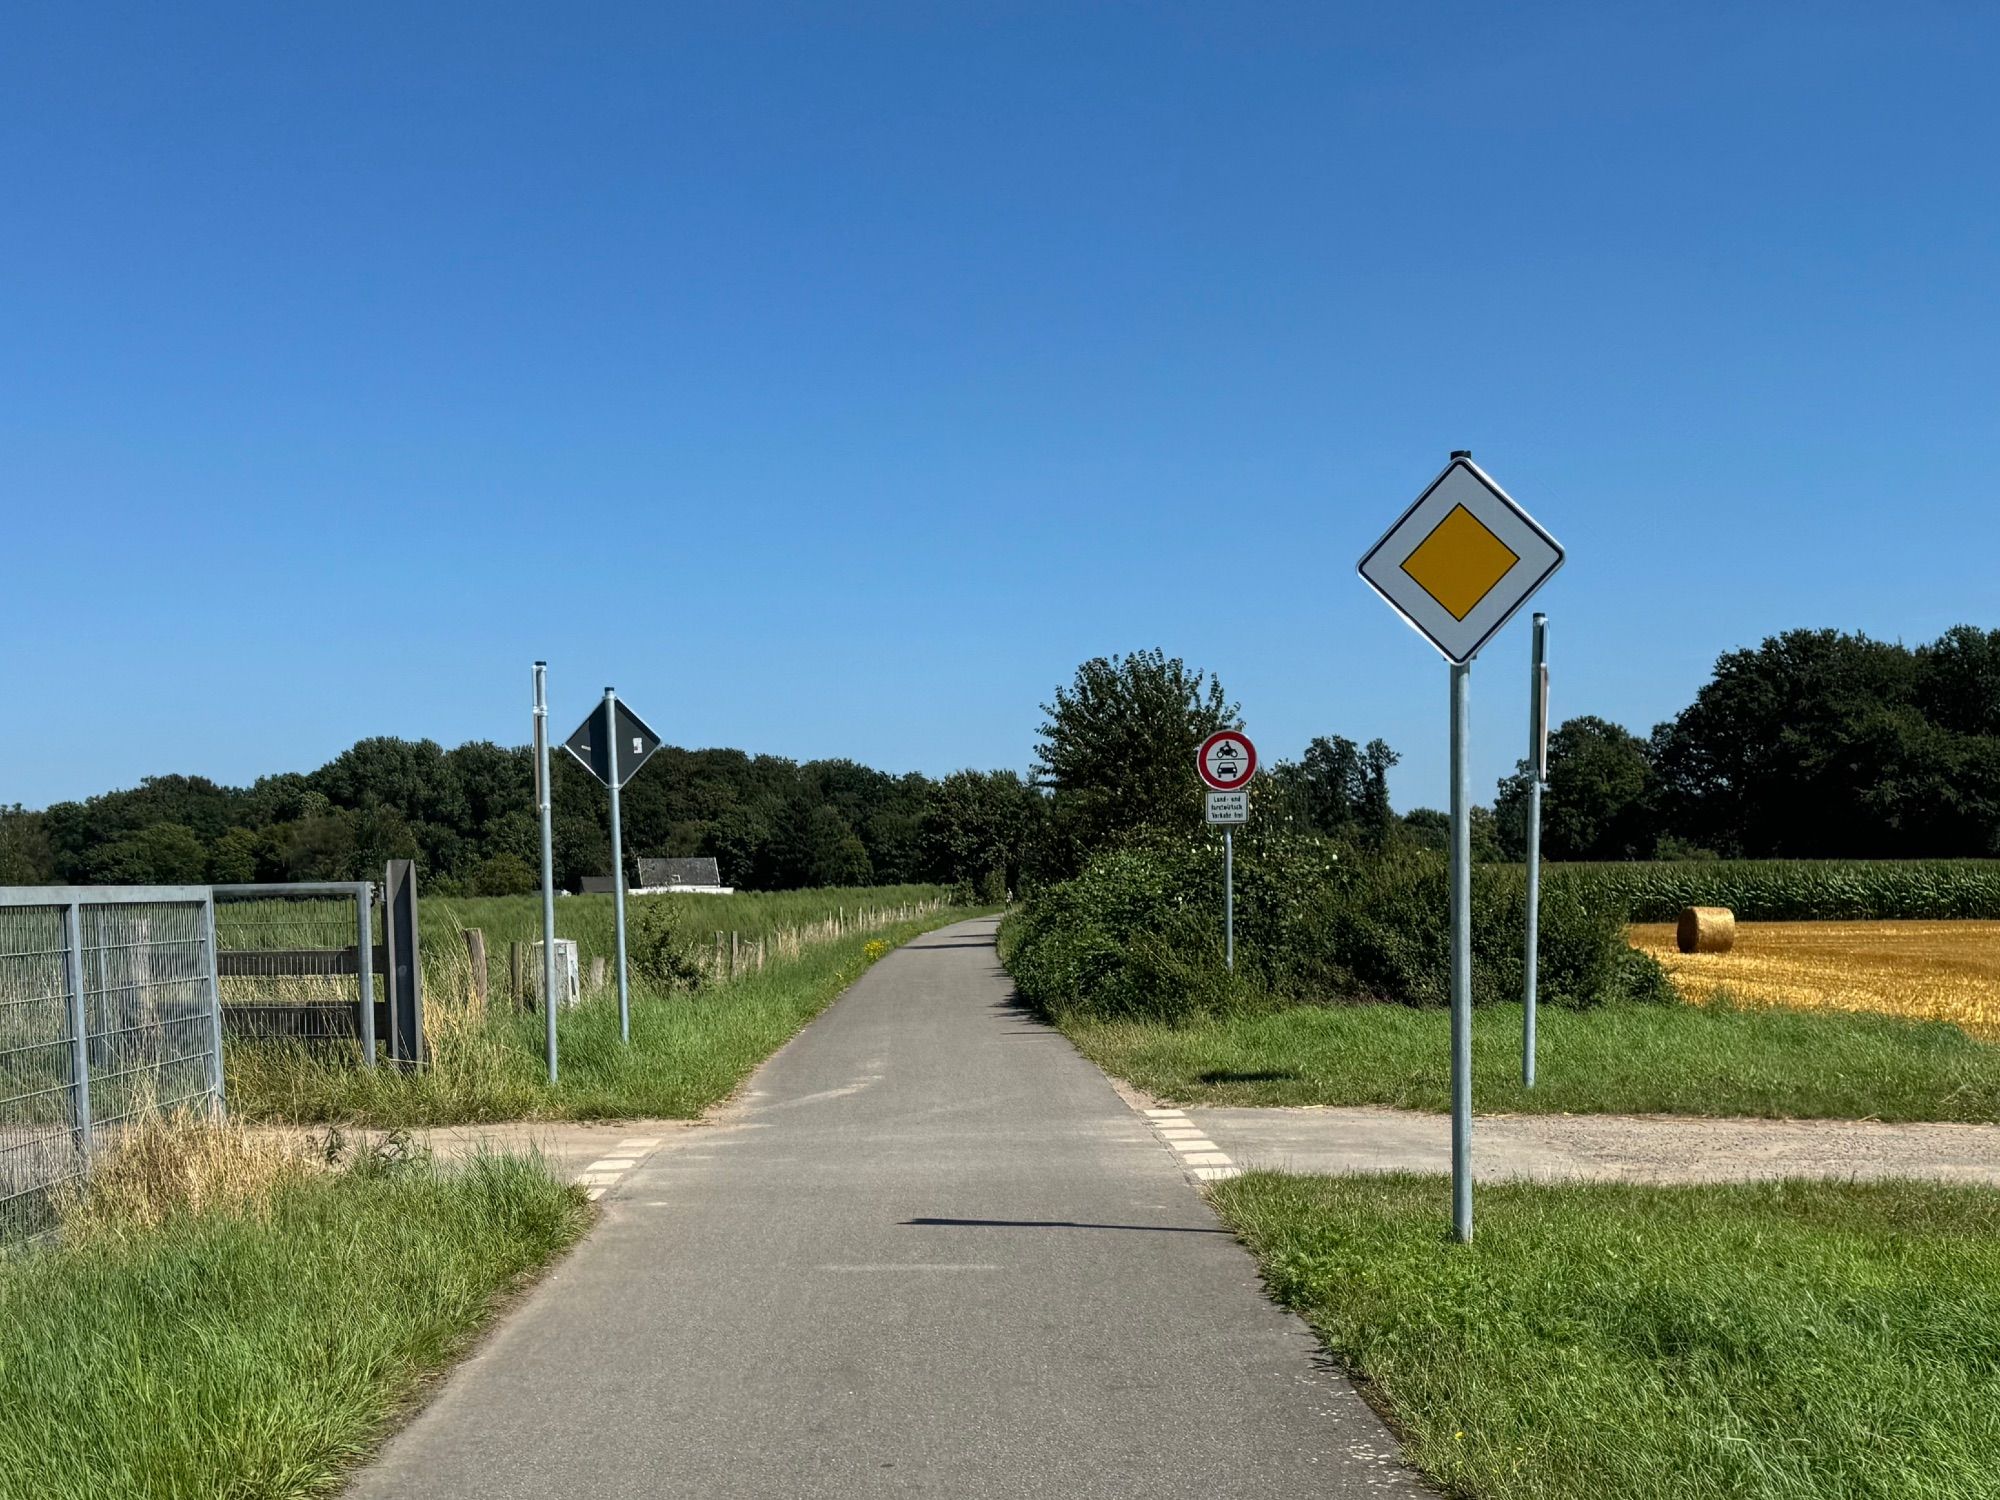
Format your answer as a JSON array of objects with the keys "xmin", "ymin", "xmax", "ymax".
[{"xmin": 348, "ymin": 917, "xmax": 1428, "ymax": 1498}]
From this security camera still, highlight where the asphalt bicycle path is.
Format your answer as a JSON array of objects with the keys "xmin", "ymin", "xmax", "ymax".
[{"xmin": 348, "ymin": 917, "xmax": 1430, "ymax": 1498}]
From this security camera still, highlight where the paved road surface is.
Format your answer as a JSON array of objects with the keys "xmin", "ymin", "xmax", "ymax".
[{"xmin": 349, "ymin": 918, "xmax": 1426, "ymax": 1498}]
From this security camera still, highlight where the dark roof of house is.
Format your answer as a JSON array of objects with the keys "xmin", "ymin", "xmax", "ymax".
[{"xmin": 637, "ymin": 857, "xmax": 723, "ymax": 887}]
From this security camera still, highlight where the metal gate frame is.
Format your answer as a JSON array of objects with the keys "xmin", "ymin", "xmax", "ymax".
[
  {"xmin": 212, "ymin": 882, "xmax": 378, "ymax": 1066},
  {"xmin": 212, "ymin": 865, "xmax": 423, "ymax": 1066}
]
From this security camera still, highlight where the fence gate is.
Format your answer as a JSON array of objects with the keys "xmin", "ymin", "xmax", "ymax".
[
  {"xmin": 213, "ymin": 866, "xmax": 423, "ymax": 1067},
  {"xmin": 0, "ymin": 885, "xmax": 224, "ymax": 1244}
]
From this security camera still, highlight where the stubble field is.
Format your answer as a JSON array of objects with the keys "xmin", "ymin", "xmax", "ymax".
[{"xmin": 1630, "ymin": 919, "xmax": 2000, "ymax": 1040}]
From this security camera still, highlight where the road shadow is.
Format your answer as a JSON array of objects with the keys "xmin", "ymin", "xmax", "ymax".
[
  {"xmin": 903, "ymin": 939, "xmax": 999, "ymax": 950},
  {"xmin": 904, "ymin": 1216, "xmax": 1230, "ymax": 1235},
  {"xmin": 1198, "ymin": 1069, "xmax": 1301, "ymax": 1085}
]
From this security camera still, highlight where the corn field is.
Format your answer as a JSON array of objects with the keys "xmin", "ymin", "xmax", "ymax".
[
  {"xmin": 1629, "ymin": 920, "xmax": 2000, "ymax": 1040},
  {"xmin": 1554, "ymin": 861, "xmax": 2000, "ymax": 922}
]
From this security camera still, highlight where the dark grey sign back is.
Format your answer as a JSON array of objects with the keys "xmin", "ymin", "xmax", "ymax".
[{"xmin": 563, "ymin": 699, "xmax": 664, "ymax": 788}]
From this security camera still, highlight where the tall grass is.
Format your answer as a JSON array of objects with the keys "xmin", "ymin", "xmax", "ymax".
[
  {"xmin": 0, "ymin": 1118, "xmax": 587, "ymax": 1500},
  {"xmin": 226, "ymin": 907, "xmax": 977, "ymax": 1125},
  {"xmin": 432, "ymin": 883, "xmax": 950, "ymax": 964}
]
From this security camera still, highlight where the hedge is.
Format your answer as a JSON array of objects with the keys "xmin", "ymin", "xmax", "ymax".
[{"xmin": 1544, "ymin": 860, "xmax": 2000, "ymax": 922}]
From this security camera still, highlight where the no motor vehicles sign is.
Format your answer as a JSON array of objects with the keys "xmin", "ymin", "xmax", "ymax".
[{"xmin": 1197, "ymin": 731, "xmax": 1257, "ymax": 792}]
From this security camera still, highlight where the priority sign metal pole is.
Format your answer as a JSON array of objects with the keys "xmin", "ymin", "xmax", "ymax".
[
  {"xmin": 1359, "ymin": 449, "xmax": 1562, "ymax": 1248},
  {"xmin": 1449, "ymin": 661, "xmax": 1474, "ymax": 1243},
  {"xmin": 605, "ymin": 687, "xmax": 631, "ymax": 1044},
  {"xmin": 1523, "ymin": 614, "xmax": 1548, "ymax": 1088},
  {"xmin": 535, "ymin": 663, "xmax": 559, "ymax": 1083}
]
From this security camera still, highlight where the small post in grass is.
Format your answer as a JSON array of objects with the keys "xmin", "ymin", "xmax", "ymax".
[
  {"xmin": 1523, "ymin": 613, "xmax": 1549, "ymax": 1087},
  {"xmin": 463, "ymin": 929, "xmax": 488, "ymax": 1017}
]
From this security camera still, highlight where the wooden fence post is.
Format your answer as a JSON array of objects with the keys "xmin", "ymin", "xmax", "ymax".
[
  {"xmin": 509, "ymin": 941, "xmax": 525, "ymax": 1010},
  {"xmin": 463, "ymin": 929, "xmax": 489, "ymax": 1018},
  {"xmin": 590, "ymin": 956, "xmax": 607, "ymax": 992}
]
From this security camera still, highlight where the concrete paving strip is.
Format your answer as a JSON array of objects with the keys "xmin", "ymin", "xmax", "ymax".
[
  {"xmin": 1183, "ymin": 1105, "xmax": 2000, "ymax": 1185},
  {"xmin": 344, "ymin": 918, "xmax": 1434, "ymax": 1499},
  {"xmin": 250, "ymin": 1119, "xmax": 700, "ymax": 1187}
]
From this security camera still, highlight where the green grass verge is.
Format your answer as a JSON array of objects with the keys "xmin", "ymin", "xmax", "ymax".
[
  {"xmin": 228, "ymin": 910, "xmax": 989, "ymax": 1125},
  {"xmin": 0, "ymin": 1153, "xmax": 587, "ymax": 1500},
  {"xmin": 1061, "ymin": 1000, "xmax": 2000, "ymax": 1121},
  {"xmin": 1210, "ymin": 1172, "xmax": 2000, "ymax": 1500}
]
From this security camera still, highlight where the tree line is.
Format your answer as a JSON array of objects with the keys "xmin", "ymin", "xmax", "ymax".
[
  {"xmin": 0, "ymin": 739, "xmax": 1044, "ymax": 897},
  {"xmin": 1021, "ymin": 630, "xmax": 2000, "ymax": 868},
  {"xmin": 4, "ymin": 625, "xmax": 1994, "ymax": 893}
]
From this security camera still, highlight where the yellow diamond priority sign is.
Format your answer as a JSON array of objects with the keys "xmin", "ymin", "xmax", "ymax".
[{"xmin": 1359, "ymin": 456, "xmax": 1562, "ymax": 663}]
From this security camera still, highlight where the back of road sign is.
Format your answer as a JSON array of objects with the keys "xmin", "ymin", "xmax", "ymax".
[
  {"xmin": 1357, "ymin": 456, "xmax": 1563, "ymax": 665},
  {"xmin": 564, "ymin": 699, "xmax": 663, "ymax": 788}
]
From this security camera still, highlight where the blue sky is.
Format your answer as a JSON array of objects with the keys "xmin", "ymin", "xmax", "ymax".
[{"xmin": 4, "ymin": 3, "xmax": 1996, "ymax": 813}]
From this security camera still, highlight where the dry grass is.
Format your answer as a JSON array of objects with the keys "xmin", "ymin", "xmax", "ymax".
[
  {"xmin": 1631, "ymin": 920, "xmax": 2000, "ymax": 1040},
  {"xmin": 56, "ymin": 1112, "xmax": 322, "ymax": 1237}
]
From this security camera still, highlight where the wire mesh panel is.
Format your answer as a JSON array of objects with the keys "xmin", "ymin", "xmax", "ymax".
[
  {"xmin": 214, "ymin": 885, "xmax": 377, "ymax": 1061},
  {"xmin": 0, "ymin": 888, "xmax": 223, "ymax": 1246},
  {"xmin": 80, "ymin": 900, "xmax": 219, "ymax": 1133},
  {"xmin": 0, "ymin": 905, "xmax": 82, "ymax": 1243}
]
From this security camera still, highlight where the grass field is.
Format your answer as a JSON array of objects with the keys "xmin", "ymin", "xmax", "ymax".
[
  {"xmin": 1061, "ymin": 998, "xmax": 2000, "ymax": 1120},
  {"xmin": 427, "ymin": 884, "xmax": 951, "ymax": 965},
  {"xmin": 0, "ymin": 1123, "xmax": 586, "ymax": 1500},
  {"xmin": 1211, "ymin": 1172, "xmax": 2000, "ymax": 1500},
  {"xmin": 227, "ymin": 907, "xmax": 984, "ymax": 1124},
  {"xmin": 1633, "ymin": 919, "xmax": 2000, "ymax": 1040}
]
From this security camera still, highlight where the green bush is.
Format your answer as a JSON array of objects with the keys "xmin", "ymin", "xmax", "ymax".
[
  {"xmin": 1002, "ymin": 832, "xmax": 1667, "ymax": 1023},
  {"xmin": 629, "ymin": 905, "xmax": 707, "ymax": 992},
  {"xmin": 1545, "ymin": 859, "xmax": 2000, "ymax": 921}
]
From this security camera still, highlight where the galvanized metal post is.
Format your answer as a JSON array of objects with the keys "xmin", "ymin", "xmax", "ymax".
[
  {"xmin": 1224, "ymin": 828, "xmax": 1235, "ymax": 972},
  {"xmin": 1523, "ymin": 613, "xmax": 1548, "ymax": 1088},
  {"xmin": 1449, "ymin": 662, "xmax": 1473, "ymax": 1243},
  {"xmin": 355, "ymin": 880, "xmax": 378, "ymax": 1069},
  {"xmin": 606, "ymin": 687, "xmax": 631, "ymax": 1044},
  {"xmin": 201, "ymin": 891, "xmax": 227, "ymax": 1107},
  {"xmin": 535, "ymin": 664, "xmax": 559, "ymax": 1082},
  {"xmin": 63, "ymin": 901, "xmax": 93, "ymax": 1159}
]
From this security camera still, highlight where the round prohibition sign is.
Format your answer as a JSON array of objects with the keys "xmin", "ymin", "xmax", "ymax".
[{"xmin": 1197, "ymin": 730, "xmax": 1258, "ymax": 791}]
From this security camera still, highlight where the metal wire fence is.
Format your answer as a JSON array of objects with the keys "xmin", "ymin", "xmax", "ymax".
[{"xmin": 0, "ymin": 887, "xmax": 223, "ymax": 1245}]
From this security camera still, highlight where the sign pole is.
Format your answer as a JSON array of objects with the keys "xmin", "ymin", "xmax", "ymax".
[
  {"xmin": 1449, "ymin": 660, "xmax": 1474, "ymax": 1243},
  {"xmin": 1523, "ymin": 614, "xmax": 1548, "ymax": 1087},
  {"xmin": 535, "ymin": 663, "xmax": 559, "ymax": 1082},
  {"xmin": 1224, "ymin": 828, "xmax": 1234, "ymax": 972},
  {"xmin": 605, "ymin": 687, "xmax": 631, "ymax": 1044},
  {"xmin": 1197, "ymin": 729, "xmax": 1256, "ymax": 972},
  {"xmin": 1359, "ymin": 448, "xmax": 1563, "ymax": 1245}
]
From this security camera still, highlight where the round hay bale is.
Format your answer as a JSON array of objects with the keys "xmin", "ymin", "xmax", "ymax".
[{"xmin": 1676, "ymin": 906, "xmax": 1736, "ymax": 954}]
